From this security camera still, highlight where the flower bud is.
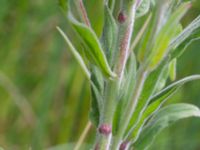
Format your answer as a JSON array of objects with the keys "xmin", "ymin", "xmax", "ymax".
[
  {"xmin": 98, "ymin": 124, "xmax": 112, "ymax": 136},
  {"xmin": 118, "ymin": 11, "xmax": 127, "ymax": 24},
  {"xmin": 120, "ymin": 141, "xmax": 129, "ymax": 150}
]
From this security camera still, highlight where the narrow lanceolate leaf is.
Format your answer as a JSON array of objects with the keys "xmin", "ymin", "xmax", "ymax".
[
  {"xmin": 113, "ymin": 53, "xmax": 137, "ymax": 134},
  {"xmin": 136, "ymin": 0, "xmax": 151, "ymax": 18},
  {"xmin": 169, "ymin": 58, "xmax": 177, "ymax": 81},
  {"xmin": 68, "ymin": 14, "xmax": 116, "ymax": 78},
  {"xmin": 89, "ymin": 67, "xmax": 104, "ymax": 127},
  {"xmin": 89, "ymin": 82, "xmax": 103, "ymax": 127},
  {"xmin": 128, "ymin": 75, "xmax": 200, "ymax": 142},
  {"xmin": 57, "ymin": 27, "xmax": 91, "ymax": 79},
  {"xmin": 170, "ymin": 28, "xmax": 200, "ymax": 60},
  {"xmin": 153, "ymin": 63, "xmax": 169, "ymax": 92},
  {"xmin": 125, "ymin": 60, "xmax": 167, "ymax": 137},
  {"xmin": 169, "ymin": 14, "xmax": 200, "ymax": 49},
  {"xmin": 101, "ymin": 5, "xmax": 117, "ymax": 66},
  {"xmin": 134, "ymin": 103, "xmax": 200, "ymax": 150},
  {"xmin": 147, "ymin": 2, "xmax": 190, "ymax": 71},
  {"xmin": 149, "ymin": 75, "xmax": 200, "ymax": 106}
]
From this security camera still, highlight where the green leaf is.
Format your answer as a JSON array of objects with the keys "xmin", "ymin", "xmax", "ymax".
[
  {"xmin": 113, "ymin": 52, "xmax": 137, "ymax": 134},
  {"xmin": 134, "ymin": 103, "xmax": 200, "ymax": 150},
  {"xmin": 128, "ymin": 75, "xmax": 200, "ymax": 142},
  {"xmin": 137, "ymin": 0, "xmax": 173, "ymax": 64},
  {"xmin": 154, "ymin": 64, "xmax": 169, "ymax": 92},
  {"xmin": 121, "ymin": 52, "xmax": 137, "ymax": 102},
  {"xmin": 169, "ymin": 15, "xmax": 200, "ymax": 49},
  {"xmin": 89, "ymin": 83, "xmax": 102, "ymax": 127},
  {"xmin": 88, "ymin": 6, "xmax": 117, "ymax": 126},
  {"xmin": 147, "ymin": 2, "xmax": 190, "ymax": 71},
  {"xmin": 125, "ymin": 60, "xmax": 168, "ymax": 136},
  {"xmin": 136, "ymin": 0, "xmax": 151, "ymax": 18},
  {"xmin": 170, "ymin": 28, "xmax": 200, "ymax": 59},
  {"xmin": 68, "ymin": 14, "xmax": 116, "ymax": 78},
  {"xmin": 56, "ymin": 27, "xmax": 91, "ymax": 79},
  {"xmin": 101, "ymin": 5, "xmax": 118, "ymax": 67},
  {"xmin": 168, "ymin": 15, "xmax": 200, "ymax": 59},
  {"xmin": 168, "ymin": 58, "xmax": 177, "ymax": 81},
  {"xmin": 89, "ymin": 67, "xmax": 104, "ymax": 126},
  {"xmin": 137, "ymin": 11, "xmax": 157, "ymax": 64},
  {"xmin": 149, "ymin": 75, "xmax": 200, "ymax": 108}
]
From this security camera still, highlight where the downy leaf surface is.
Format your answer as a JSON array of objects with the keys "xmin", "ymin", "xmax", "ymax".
[
  {"xmin": 113, "ymin": 53, "xmax": 137, "ymax": 134},
  {"xmin": 125, "ymin": 61, "xmax": 168, "ymax": 137},
  {"xmin": 147, "ymin": 2, "xmax": 190, "ymax": 71},
  {"xmin": 134, "ymin": 103, "xmax": 200, "ymax": 150},
  {"xmin": 128, "ymin": 75, "xmax": 200, "ymax": 142},
  {"xmin": 101, "ymin": 5, "xmax": 118, "ymax": 67},
  {"xmin": 68, "ymin": 14, "xmax": 116, "ymax": 78}
]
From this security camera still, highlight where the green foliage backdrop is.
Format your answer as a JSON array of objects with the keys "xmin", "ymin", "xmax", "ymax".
[{"xmin": 0, "ymin": 0, "xmax": 200, "ymax": 149}]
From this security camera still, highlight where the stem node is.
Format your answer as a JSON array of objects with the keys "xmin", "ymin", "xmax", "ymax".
[{"xmin": 98, "ymin": 124, "xmax": 112, "ymax": 136}]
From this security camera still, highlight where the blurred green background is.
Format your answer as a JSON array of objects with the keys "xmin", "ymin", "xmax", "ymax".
[{"xmin": 0, "ymin": 0, "xmax": 200, "ymax": 150}]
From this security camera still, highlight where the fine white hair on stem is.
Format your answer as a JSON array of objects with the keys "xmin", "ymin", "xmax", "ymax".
[{"xmin": 118, "ymin": 4, "xmax": 137, "ymax": 86}]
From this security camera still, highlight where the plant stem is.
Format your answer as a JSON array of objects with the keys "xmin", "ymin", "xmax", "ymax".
[
  {"xmin": 117, "ymin": 3, "xmax": 136, "ymax": 85},
  {"xmin": 96, "ymin": 1, "xmax": 137, "ymax": 149},
  {"xmin": 79, "ymin": 0, "xmax": 91, "ymax": 27},
  {"xmin": 111, "ymin": 69, "xmax": 148, "ymax": 150},
  {"xmin": 96, "ymin": 80, "xmax": 118, "ymax": 150}
]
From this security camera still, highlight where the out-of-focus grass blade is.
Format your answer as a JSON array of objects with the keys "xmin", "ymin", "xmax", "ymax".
[
  {"xmin": 58, "ymin": 0, "xmax": 68, "ymax": 12},
  {"xmin": 47, "ymin": 142, "xmax": 91, "ymax": 150}
]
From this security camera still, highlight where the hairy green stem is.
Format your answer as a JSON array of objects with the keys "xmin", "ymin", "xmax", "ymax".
[
  {"xmin": 95, "ymin": 1, "xmax": 138, "ymax": 149},
  {"xmin": 96, "ymin": 80, "xmax": 118, "ymax": 150},
  {"xmin": 111, "ymin": 69, "xmax": 148, "ymax": 150},
  {"xmin": 116, "ymin": 3, "xmax": 136, "ymax": 86}
]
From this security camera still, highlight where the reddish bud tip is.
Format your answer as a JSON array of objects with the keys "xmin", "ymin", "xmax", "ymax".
[
  {"xmin": 118, "ymin": 11, "xmax": 127, "ymax": 24},
  {"xmin": 98, "ymin": 124, "xmax": 112, "ymax": 136},
  {"xmin": 120, "ymin": 141, "xmax": 129, "ymax": 150}
]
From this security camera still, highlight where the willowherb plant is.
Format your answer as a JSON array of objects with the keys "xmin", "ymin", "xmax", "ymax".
[{"xmin": 57, "ymin": 0, "xmax": 200, "ymax": 149}]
